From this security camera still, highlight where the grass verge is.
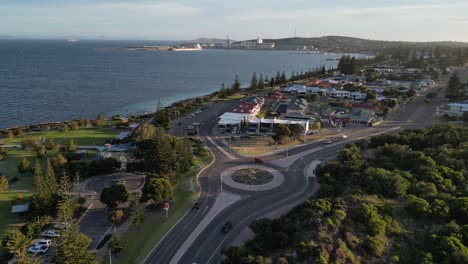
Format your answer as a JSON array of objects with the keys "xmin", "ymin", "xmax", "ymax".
[
  {"xmin": 115, "ymin": 153, "xmax": 214, "ymax": 264},
  {"xmin": 2, "ymin": 125, "xmax": 120, "ymax": 146}
]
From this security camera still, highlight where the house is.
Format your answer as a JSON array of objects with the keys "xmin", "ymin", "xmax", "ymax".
[
  {"xmin": 217, "ymin": 112, "xmax": 252, "ymax": 133},
  {"xmin": 232, "ymin": 102, "xmax": 261, "ymax": 115},
  {"xmin": 447, "ymin": 102, "xmax": 468, "ymax": 116},
  {"xmin": 286, "ymin": 98, "xmax": 308, "ymax": 116},
  {"xmin": 11, "ymin": 204, "xmax": 29, "ymax": 214},
  {"xmin": 115, "ymin": 131, "xmax": 131, "ymax": 140},
  {"xmin": 350, "ymin": 92, "xmax": 367, "ymax": 101},
  {"xmin": 331, "ymin": 90, "xmax": 350, "ymax": 98}
]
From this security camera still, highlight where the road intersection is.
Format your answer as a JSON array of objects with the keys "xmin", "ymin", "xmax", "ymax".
[{"xmin": 142, "ymin": 83, "xmax": 446, "ymax": 264}]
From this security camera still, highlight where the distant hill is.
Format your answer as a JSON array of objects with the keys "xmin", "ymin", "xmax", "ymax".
[
  {"xmin": 237, "ymin": 36, "xmax": 468, "ymax": 52},
  {"xmin": 183, "ymin": 37, "xmax": 232, "ymax": 44}
]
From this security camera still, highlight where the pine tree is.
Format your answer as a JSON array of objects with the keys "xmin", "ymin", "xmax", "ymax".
[
  {"xmin": 232, "ymin": 74, "xmax": 241, "ymax": 92},
  {"xmin": 130, "ymin": 196, "xmax": 146, "ymax": 227},
  {"xmin": 250, "ymin": 72, "xmax": 258, "ymax": 90},
  {"xmin": 108, "ymin": 228, "xmax": 125, "ymax": 254},
  {"xmin": 320, "ymin": 65, "xmax": 327, "ymax": 75},
  {"xmin": 258, "ymin": 74, "xmax": 264, "ymax": 89},
  {"xmin": 52, "ymin": 224, "xmax": 98, "ymax": 264},
  {"xmin": 33, "ymin": 160, "xmax": 45, "ymax": 196},
  {"xmin": 96, "ymin": 112, "xmax": 104, "ymax": 123},
  {"xmin": 275, "ymin": 71, "xmax": 281, "ymax": 84},
  {"xmin": 45, "ymin": 159, "xmax": 59, "ymax": 194},
  {"xmin": 68, "ymin": 139, "xmax": 76, "ymax": 153},
  {"xmin": 446, "ymin": 72, "xmax": 464, "ymax": 101},
  {"xmin": 281, "ymin": 71, "xmax": 287, "ymax": 83}
]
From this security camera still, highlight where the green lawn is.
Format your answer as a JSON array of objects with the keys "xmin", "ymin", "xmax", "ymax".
[
  {"xmin": 2, "ymin": 126, "xmax": 120, "ymax": 146},
  {"xmin": 0, "ymin": 149, "xmax": 37, "ymax": 239},
  {"xmin": 115, "ymin": 153, "xmax": 213, "ymax": 264},
  {"xmin": 210, "ymin": 93, "xmax": 246, "ymax": 101}
]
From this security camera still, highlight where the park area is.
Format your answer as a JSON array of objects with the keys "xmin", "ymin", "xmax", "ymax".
[{"xmin": 0, "ymin": 124, "xmax": 121, "ymax": 239}]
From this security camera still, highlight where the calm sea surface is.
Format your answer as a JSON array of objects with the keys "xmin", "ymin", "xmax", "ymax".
[{"xmin": 0, "ymin": 40, "xmax": 362, "ymax": 129}]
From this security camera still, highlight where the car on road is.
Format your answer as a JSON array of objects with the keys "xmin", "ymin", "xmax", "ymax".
[
  {"xmin": 221, "ymin": 221, "xmax": 233, "ymax": 233},
  {"xmin": 34, "ymin": 239, "xmax": 52, "ymax": 247},
  {"xmin": 192, "ymin": 202, "xmax": 201, "ymax": 210},
  {"xmin": 324, "ymin": 140, "xmax": 333, "ymax": 145},
  {"xmin": 41, "ymin": 230, "xmax": 60, "ymax": 238},
  {"xmin": 254, "ymin": 158, "xmax": 264, "ymax": 164},
  {"xmin": 186, "ymin": 116, "xmax": 193, "ymax": 119},
  {"xmin": 424, "ymin": 99, "xmax": 431, "ymax": 103},
  {"xmin": 342, "ymin": 134, "xmax": 348, "ymax": 139},
  {"xmin": 27, "ymin": 245, "xmax": 48, "ymax": 254}
]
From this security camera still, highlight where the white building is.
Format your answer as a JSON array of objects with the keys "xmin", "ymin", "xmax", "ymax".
[
  {"xmin": 350, "ymin": 92, "xmax": 367, "ymax": 101},
  {"xmin": 330, "ymin": 90, "xmax": 350, "ymax": 98},
  {"xmin": 447, "ymin": 102, "xmax": 468, "ymax": 116},
  {"xmin": 247, "ymin": 117, "xmax": 310, "ymax": 135}
]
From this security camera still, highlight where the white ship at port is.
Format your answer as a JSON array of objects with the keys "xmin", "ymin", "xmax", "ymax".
[{"xmin": 169, "ymin": 44, "xmax": 202, "ymax": 51}]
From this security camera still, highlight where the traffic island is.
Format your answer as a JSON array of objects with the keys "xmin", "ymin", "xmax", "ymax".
[
  {"xmin": 221, "ymin": 165, "xmax": 284, "ymax": 191},
  {"xmin": 231, "ymin": 168, "xmax": 274, "ymax": 185}
]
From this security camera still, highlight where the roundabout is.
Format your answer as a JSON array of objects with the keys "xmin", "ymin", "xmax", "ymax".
[{"xmin": 221, "ymin": 165, "xmax": 285, "ymax": 191}]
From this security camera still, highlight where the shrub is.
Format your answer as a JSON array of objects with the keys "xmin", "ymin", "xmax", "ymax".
[{"xmin": 109, "ymin": 210, "xmax": 125, "ymax": 224}]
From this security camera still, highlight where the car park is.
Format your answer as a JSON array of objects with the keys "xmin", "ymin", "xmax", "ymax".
[
  {"xmin": 41, "ymin": 230, "xmax": 60, "ymax": 238},
  {"xmin": 221, "ymin": 221, "xmax": 233, "ymax": 233},
  {"xmin": 27, "ymin": 245, "xmax": 48, "ymax": 254}
]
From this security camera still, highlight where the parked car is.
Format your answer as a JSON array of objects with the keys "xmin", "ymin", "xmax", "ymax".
[
  {"xmin": 254, "ymin": 158, "xmax": 264, "ymax": 164},
  {"xmin": 342, "ymin": 134, "xmax": 348, "ymax": 139},
  {"xmin": 192, "ymin": 202, "xmax": 201, "ymax": 210},
  {"xmin": 186, "ymin": 116, "xmax": 193, "ymax": 119},
  {"xmin": 34, "ymin": 239, "xmax": 52, "ymax": 247},
  {"xmin": 41, "ymin": 230, "xmax": 60, "ymax": 238},
  {"xmin": 176, "ymin": 122, "xmax": 182, "ymax": 125},
  {"xmin": 27, "ymin": 245, "xmax": 48, "ymax": 254},
  {"xmin": 307, "ymin": 129, "xmax": 318, "ymax": 135},
  {"xmin": 54, "ymin": 222, "xmax": 70, "ymax": 229},
  {"xmin": 324, "ymin": 140, "xmax": 333, "ymax": 145},
  {"xmin": 221, "ymin": 221, "xmax": 233, "ymax": 233}
]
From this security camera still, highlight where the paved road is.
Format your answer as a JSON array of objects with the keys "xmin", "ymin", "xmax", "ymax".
[{"xmin": 143, "ymin": 82, "xmax": 447, "ymax": 264}]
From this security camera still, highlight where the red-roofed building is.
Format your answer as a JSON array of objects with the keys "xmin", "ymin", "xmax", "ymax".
[{"xmin": 232, "ymin": 102, "xmax": 261, "ymax": 115}]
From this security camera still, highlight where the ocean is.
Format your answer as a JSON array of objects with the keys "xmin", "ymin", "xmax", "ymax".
[{"xmin": 0, "ymin": 39, "xmax": 362, "ymax": 129}]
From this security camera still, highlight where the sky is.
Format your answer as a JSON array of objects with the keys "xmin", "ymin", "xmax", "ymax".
[{"xmin": 1, "ymin": 0, "xmax": 468, "ymax": 42}]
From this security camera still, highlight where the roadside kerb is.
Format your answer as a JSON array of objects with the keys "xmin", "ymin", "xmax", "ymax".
[
  {"xmin": 140, "ymin": 144, "xmax": 216, "ymax": 264},
  {"xmin": 168, "ymin": 191, "xmax": 242, "ymax": 264},
  {"xmin": 271, "ymin": 126, "xmax": 401, "ymax": 168}
]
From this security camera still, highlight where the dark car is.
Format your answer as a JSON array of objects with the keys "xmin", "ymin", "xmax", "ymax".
[
  {"xmin": 176, "ymin": 122, "xmax": 182, "ymax": 125},
  {"xmin": 192, "ymin": 202, "xmax": 201, "ymax": 210},
  {"xmin": 254, "ymin": 158, "xmax": 264, "ymax": 164},
  {"xmin": 221, "ymin": 221, "xmax": 233, "ymax": 233}
]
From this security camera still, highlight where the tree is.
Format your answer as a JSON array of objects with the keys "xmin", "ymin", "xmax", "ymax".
[
  {"xmin": 141, "ymin": 177, "xmax": 173, "ymax": 204},
  {"xmin": 250, "ymin": 72, "xmax": 258, "ymax": 90},
  {"xmin": 153, "ymin": 109, "xmax": 172, "ymax": 130},
  {"xmin": 52, "ymin": 224, "xmax": 97, "ymax": 264},
  {"xmin": 130, "ymin": 196, "xmax": 146, "ymax": 226},
  {"xmin": 4, "ymin": 230, "xmax": 40, "ymax": 264},
  {"xmin": 0, "ymin": 175, "xmax": 8, "ymax": 191},
  {"xmin": 96, "ymin": 112, "xmax": 104, "ymax": 123},
  {"xmin": 232, "ymin": 74, "xmax": 241, "ymax": 92},
  {"xmin": 132, "ymin": 123, "xmax": 157, "ymax": 143},
  {"xmin": 107, "ymin": 228, "xmax": 125, "ymax": 254},
  {"xmin": 100, "ymin": 184, "xmax": 129, "ymax": 208},
  {"xmin": 446, "ymin": 72, "xmax": 464, "ymax": 101},
  {"xmin": 258, "ymin": 74, "xmax": 264, "ymax": 89},
  {"xmin": 37, "ymin": 146, "xmax": 46, "ymax": 158},
  {"xmin": 46, "ymin": 138, "xmax": 55, "ymax": 151},
  {"xmin": 271, "ymin": 124, "xmax": 290, "ymax": 144},
  {"xmin": 17, "ymin": 157, "xmax": 30, "ymax": 176},
  {"xmin": 70, "ymin": 121, "xmax": 79, "ymax": 131},
  {"xmin": 68, "ymin": 139, "xmax": 76, "ymax": 152},
  {"xmin": 7, "ymin": 130, "xmax": 14, "ymax": 139},
  {"xmin": 59, "ymin": 123, "xmax": 69, "ymax": 133},
  {"xmin": 109, "ymin": 210, "xmax": 125, "ymax": 224}
]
